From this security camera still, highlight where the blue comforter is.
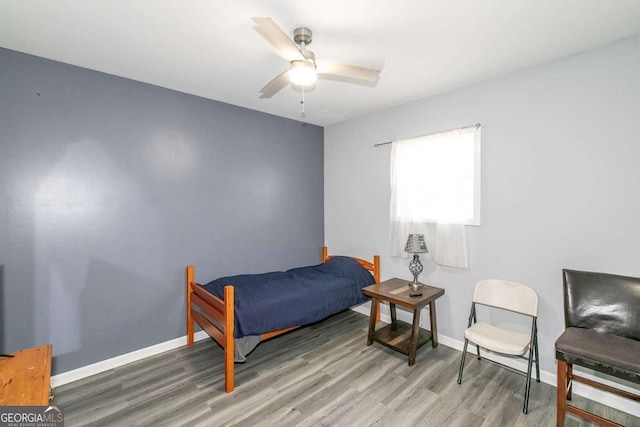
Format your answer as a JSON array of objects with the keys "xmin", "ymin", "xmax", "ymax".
[{"xmin": 202, "ymin": 256, "xmax": 375, "ymax": 338}]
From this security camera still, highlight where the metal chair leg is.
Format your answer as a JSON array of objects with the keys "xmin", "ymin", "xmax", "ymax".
[
  {"xmin": 534, "ymin": 333, "xmax": 540, "ymax": 382},
  {"xmin": 457, "ymin": 338, "xmax": 469, "ymax": 384},
  {"xmin": 523, "ymin": 345, "xmax": 534, "ymax": 414}
]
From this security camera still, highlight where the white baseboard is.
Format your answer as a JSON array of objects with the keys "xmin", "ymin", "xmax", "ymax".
[
  {"xmin": 351, "ymin": 305, "xmax": 640, "ymax": 418},
  {"xmin": 51, "ymin": 308, "xmax": 640, "ymax": 419},
  {"xmin": 50, "ymin": 330, "xmax": 209, "ymax": 387}
]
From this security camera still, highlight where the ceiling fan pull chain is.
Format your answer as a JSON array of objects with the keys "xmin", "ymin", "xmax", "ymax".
[{"xmin": 300, "ymin": 85, "xmax": 306, "ymax": 118}]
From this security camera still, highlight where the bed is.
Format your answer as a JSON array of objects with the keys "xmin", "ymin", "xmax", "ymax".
[{"xmin": 186, "ymin": 246, "xmax": 380, "ymax": 392}]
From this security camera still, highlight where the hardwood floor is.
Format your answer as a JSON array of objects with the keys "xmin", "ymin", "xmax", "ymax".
[{"xmin": 53, "ymin": 311, "xmax": 639, "ymax": 426}]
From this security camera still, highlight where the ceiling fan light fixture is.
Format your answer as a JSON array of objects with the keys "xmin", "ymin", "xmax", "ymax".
[{"xmin": 289, "ymin": 60, "xmax": 317, "ymax": 86}]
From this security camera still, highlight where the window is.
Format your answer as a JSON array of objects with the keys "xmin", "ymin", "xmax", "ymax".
[
  {"xmin": 389, "ymin": 125, "xmax": 481, "ymax": 268},
  {"xmin": 391, "ymin": 125, "xmax": 481, "ymax": 225}
]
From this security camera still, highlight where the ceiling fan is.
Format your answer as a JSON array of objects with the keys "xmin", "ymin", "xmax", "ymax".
[{"xmin": 252, "ymin": 17, "xmax": 382, "ymax": 99}]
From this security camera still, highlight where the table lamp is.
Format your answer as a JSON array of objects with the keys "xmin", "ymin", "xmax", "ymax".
[{"xmin": 405, "ymin": 234, "xmax": 428, "ymax": 290}]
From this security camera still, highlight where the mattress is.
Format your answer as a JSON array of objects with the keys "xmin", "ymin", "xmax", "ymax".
[{"xmin": 202, "ymin": 256, "xmax": 375, "ymax": 339}]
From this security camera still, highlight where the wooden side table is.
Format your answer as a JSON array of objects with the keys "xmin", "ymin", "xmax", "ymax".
[{"xmin": 362, "ymin": 278, "xmax": 444, "ymax": 366}]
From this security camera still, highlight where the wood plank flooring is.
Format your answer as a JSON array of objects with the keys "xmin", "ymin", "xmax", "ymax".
[{"xmin": 53, "ymin": 311, "xmax": 640, "ymax": 426}]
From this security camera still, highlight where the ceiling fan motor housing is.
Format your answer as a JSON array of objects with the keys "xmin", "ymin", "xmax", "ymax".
[{"xmin": 293, "ymin": 27, "xmax": 313, "ymax": 46}]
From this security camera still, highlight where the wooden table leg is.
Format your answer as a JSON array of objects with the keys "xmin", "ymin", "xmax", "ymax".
[
  {"xmin": 390, "ymin": 302, "xmax": 397, "ymax": 323},
  {"xmin": 567, "ymin": 363, "xmax": 573, "ymax": 400},
  {"xmin": 429, "ymin": 301, "xmax": 438, "ymax": 348},
  {"xmin": 557, "ymin": 360, "xmax": 567, "ymax": 427},
  {"xmin": 409, "ymin": 308, "xmax": 421, "ymax": 366},
  {"xmin": 367, "ymin": 298, "xmax": 378, "ymax": 346}
]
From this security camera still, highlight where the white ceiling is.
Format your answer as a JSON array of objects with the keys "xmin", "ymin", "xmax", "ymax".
[{"xmin": 2, "ymin": 1, "xmax": 640, "ymax": 126}]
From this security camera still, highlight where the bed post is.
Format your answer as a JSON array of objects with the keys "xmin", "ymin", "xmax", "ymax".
[
  {"xmin": 322, "ymin": 246, "xmax": 328, "ymax": 263},
  {"xmin": 224, "ymin": 285, "xmax": 235, "ymax": 393},
  {"xmin": 186, "ymin": 265, "xmax": 195, "ymax": 347},
  {"xmin": 373, "ymin": 255, "xmax": 380, "ymax": 284}
]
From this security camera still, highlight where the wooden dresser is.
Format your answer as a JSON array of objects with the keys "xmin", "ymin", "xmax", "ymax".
[{"xmin": 0, "ymin": 344, "xmax": 52, "ymax": 405}]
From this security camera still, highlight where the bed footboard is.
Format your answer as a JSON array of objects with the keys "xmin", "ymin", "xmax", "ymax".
[{"xmin": 186, "ymin": 265, "xmax": 235, "ymax": 392}]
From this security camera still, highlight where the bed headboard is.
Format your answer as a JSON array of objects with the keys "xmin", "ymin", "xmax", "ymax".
[{"xmin": 322, "ymin": 246, "xmax": 380, "ymax": 284}]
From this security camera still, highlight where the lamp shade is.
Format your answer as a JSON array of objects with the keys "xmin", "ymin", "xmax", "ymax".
[{"xmin": 405, "ymin": 234, "xmax": 428, "ymax": 254}]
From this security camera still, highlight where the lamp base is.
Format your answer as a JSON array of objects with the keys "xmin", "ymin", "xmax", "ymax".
[
  {"xmin": 408, "ymin": 279, "xmax": 423, "ymax": 297},
  {"xmin": 407, "ymin": 281, "xmax": 424, "ymax": 291},
  {"xmin": 407, "ymin": 254, "xmax": 424, "ymax": 290}
]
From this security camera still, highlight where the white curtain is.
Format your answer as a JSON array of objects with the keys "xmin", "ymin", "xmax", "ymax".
[{"xmin": 390, "ymin": 127, "xmax": 480, "ymax": 268}]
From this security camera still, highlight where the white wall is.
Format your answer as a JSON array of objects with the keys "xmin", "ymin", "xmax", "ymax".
[{"xmin": 325, "ymin": 35, "xmax": 640, "ymax": 406}]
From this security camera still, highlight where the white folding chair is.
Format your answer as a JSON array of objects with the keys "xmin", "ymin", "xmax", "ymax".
[{"xmin": 456, "ymin": 279, "xmax": 540, "ymax": 414}]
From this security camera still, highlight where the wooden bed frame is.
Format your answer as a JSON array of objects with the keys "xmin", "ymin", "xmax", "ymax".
[{"xmin": 186, "ymin": 246, "xmax": 380, "ymax": 393}]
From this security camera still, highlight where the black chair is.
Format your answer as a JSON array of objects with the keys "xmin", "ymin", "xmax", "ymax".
[{"xmin": 556, "ymin": 269, "xmax": 640, "ymax": 427}]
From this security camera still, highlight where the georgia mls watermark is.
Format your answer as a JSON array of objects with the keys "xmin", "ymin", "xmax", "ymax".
[{"xmin": 0, "ymin": 406, "xmax": 63, "ymax": 427}]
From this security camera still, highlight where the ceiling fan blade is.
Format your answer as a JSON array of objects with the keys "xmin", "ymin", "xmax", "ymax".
[
  {"xmin": 316, "ymin": 62, "xmax": 381, "ymax": 82},
  {"xmin": 252, "ymin": 17, "xmax": 305, "ymax": 62},
  {"xmin": 259, "ymin": 69, "xmax": 291, "ymax": 98}
]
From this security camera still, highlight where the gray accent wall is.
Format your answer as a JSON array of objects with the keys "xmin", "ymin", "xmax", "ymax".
[
  {"xmin": 324, "ymin": 34, "xmax": 640, "ymax": 378},
  {"xmin": 0, "ymin": 48, "xmax": 324, "ymax": 375}
]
